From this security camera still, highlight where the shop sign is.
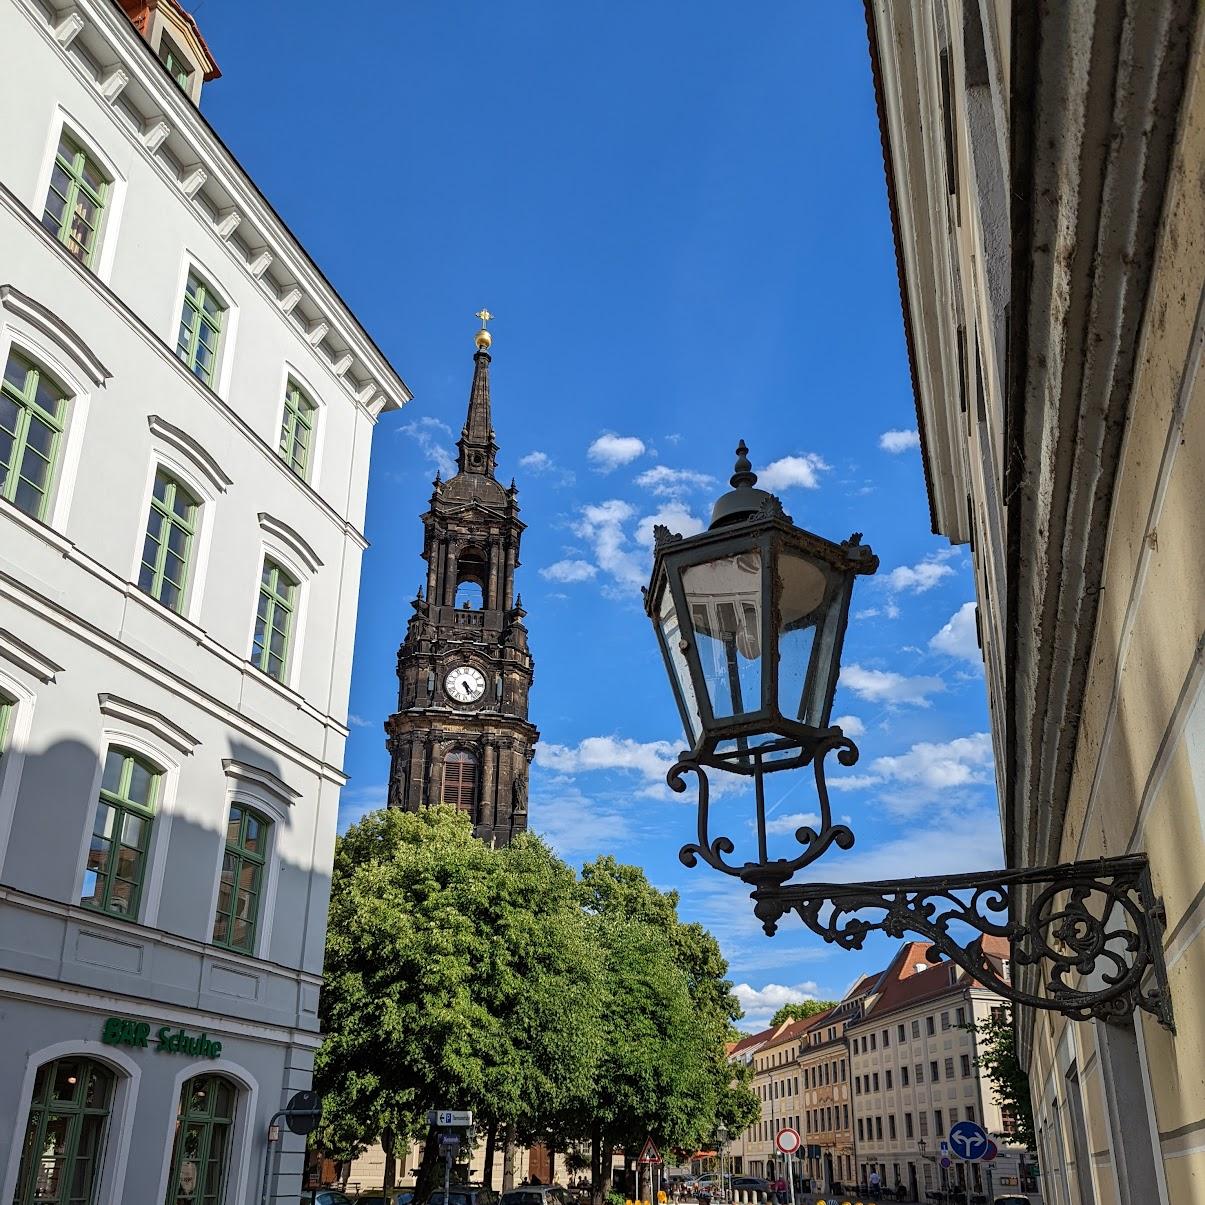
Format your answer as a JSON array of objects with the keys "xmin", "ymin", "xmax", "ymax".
[{"xmin": 101, "ymin": 1016, "xmax": 223, "ymax": 1058}]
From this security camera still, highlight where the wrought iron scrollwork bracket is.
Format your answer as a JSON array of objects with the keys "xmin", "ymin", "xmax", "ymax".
[{"xmin": 670, "ymin": 749, "xmax": 1175, "ymax": 1030}]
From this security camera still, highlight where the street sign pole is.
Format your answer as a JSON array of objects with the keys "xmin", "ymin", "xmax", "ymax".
[{"xmin": 787, "ymin": 1150, "xmax": 795, "ymax": 1205}]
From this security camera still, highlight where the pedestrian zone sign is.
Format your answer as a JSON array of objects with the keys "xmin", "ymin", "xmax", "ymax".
[
  {"xmin": 948, "ymin": 1119, "xmax": 991, "ymax": 1161},
  {"xmin": 637, "ymin": 1138, "xmax": 663, "ymax": 1165}
]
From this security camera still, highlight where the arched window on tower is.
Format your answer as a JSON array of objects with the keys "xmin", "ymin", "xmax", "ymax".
[
  {"xmin": 454, "ymin": 548, "xmax": 487, "ymax": 610},
  {"xmin": 442, "ymin": 750, "xmax": 478, "ymax": 815}
]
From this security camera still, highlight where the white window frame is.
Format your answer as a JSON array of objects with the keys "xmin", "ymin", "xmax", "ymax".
[
  {"xmin": 245, "ymin": 521, "xmax": 319, "ymax": 693},
  {"xmin": 33, "ymin": 107, "xmax": 129, "ymax": 285},
  {"xmin": 169, "ymin": 252, "xmax": 239, "ymax": 399},
  {"xmin": 0, "ymin": 290, "xmax": 109, "ymax": 535},
  {"xmin": 72, "ymin": 723, "xmax": 184, "ymax": 929},
  {"xmin": 153, "ymin": 1060, "xmax": 259, "ymax": 1205},
  {"xmin": 0, "ymin": 1040, "xmax": 142, "ymax": 1205},
  {"xmin": 129, "ymin": 437, "xmax": 223, "ymax": 625},
  {"xmin": 205, "ymin": 764, "xmax": 297, "ymax": 961},
  {"xmin": 274, "ymin": 361, "xmax": 326, "ymax": 485}
]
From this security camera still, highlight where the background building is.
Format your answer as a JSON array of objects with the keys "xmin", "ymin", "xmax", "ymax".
[
  {"xmin": 0, "ymin": 0, "xmax": 407, "ymax": 1201},
  {"xmin": 865, "ymin": 1, "xmax": 1204, "ymax": 1202}
]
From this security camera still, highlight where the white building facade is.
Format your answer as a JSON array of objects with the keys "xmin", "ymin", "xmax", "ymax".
[{"xmin": 0, "ymin": 1, "xmax": 409, "ymax": 1202}]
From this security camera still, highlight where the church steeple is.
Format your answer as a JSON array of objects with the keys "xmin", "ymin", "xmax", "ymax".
[
  {"xmin": 384, "ymin": 314, "xmax": 539, "ymax": 848},
  {"xmin": 457, "ymin": 311, "xmax": 498, "ymax": 477}
]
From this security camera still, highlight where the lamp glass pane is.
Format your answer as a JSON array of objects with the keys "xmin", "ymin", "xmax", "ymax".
[
  {"xmin": 777, "ymin": 550, "xmax": 833, "ymax": 726},
  {"xmin": 682, "ymin": 550, "xmax": 763, "ymax": 720},
  {"xmin": 658, "ymin": 584, "xmax": 701, "ymax": 742}
]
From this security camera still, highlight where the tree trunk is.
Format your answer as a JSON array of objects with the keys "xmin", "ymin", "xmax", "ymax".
[
  {"xmin": 590, "ymin": 1124, "xmax": 609, "ymax": 1205},
  {"xmin": 383, "ymin": 1128, "xmax": 397, "ymax": 1192},
  {"xmin": 502, "ymin": 1126, "xmax": 515, "ymax": 1192},
  {"xmin": 415, "ymin": 1126, "xmax": 442, "ymax": 1203},
  {"xmin": 549, "ymin": 1142, "xmax": 557, "ymax": 1186},
  {"xmin": 484, "ymin": 1123, "xmax": 498, "ymax": 1192}
]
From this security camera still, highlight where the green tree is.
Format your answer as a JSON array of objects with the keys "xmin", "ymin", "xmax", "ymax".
[
  {"xmin": 966, "ymin": 1010, "xmax": 1035, "ymax": 1150},
  {"xmin": 314, "ymin": 807, "xmax": 601, "ymax": 1194},
  {"xmin": 768, "ymin": 1000, "xmax": 837, "ymax": 1027}
]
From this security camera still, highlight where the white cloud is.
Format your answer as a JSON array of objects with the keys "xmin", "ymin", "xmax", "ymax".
[
  {"xmin": 764, "ymin": 810, "xmax": 821, "ymax": 836},
  {"xmin": 757, "ymin": 453, "xmax": 830, "ymax": 491},
  {"xmin": 537, "ymin": 735, "xmax": 678, "ymax": 781},
  {"xmin": 572, "ymin": 499, "xmax": 645, "ymax": 588},
  {"xmin": 531, "ymin": 789, "xmax": 633, "ymax": 859},
  {"xmin": 733, "ymin": 981, "xmax": 822, "ymax": 1028},
  {"xmin": 347, "ymin": 714, "xmax": 373, "ymax": 728},
  {"xmin": 588, "ymin": 433, "xmax": 646, "ymax": 471},
  {"xmin": 930, "ymin": 601, "xmax": 981, "ymax": 665},
  {"xmin": 879, "ymin": 428, "xmax": 920, "ymax": 453},
  {"xmin": 884, "ymin": 551, "xmax": 957, "ymax": 594},
  {"xmin": 540, "ymin": 559, "xmax": 598, "ymax": 583},
  {"xmin": 520, "ymin": 451, "xmax": 551, "ymax": 470},
  {"xmin": 635, "ymin": 465, "xmax": 717, "ymax": 497},
  {"xmin": 634, "ymin": 502, "xmax": 705, "ymax": 549},
  {"xmin": 841, "ymin": 664, "xmax": 945, "ymax": 707},
  {"xmin": 833, "ymin": 714, "xmax": 865, "ymax": 737},
  {"xmin": 826, "ymin": 773, "xmax": 883, "ymax": 791},
  {"xmin": 401, "ymin": 416, "xmax": 456, "ymax": 478},
  {"xmin": 520, "ymin": 450, "xmax": 575, "ymax": 487},
  {"xmin": 869, "ymin": 732, "xmax": 993, "ymax": 791}
]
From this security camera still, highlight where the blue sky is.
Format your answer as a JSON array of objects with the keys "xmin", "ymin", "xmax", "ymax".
[{"xmin": 197, "ymin": 2, "xmax": 1001, "ymax": 1029}]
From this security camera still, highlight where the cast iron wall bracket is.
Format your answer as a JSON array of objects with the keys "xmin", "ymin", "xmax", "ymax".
[{"xmin": 669, "ymin": 744, "xmax": 1175, "ymax": 1031}]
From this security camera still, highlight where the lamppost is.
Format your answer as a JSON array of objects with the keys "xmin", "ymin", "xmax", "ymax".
[
  {"xmin": 716, "ymin": 1125, "xmax": 728, "ymax": 1203},
  {"xmin": 644, "ymin": 443, "xmax": 1174, "ymax": 1028}
]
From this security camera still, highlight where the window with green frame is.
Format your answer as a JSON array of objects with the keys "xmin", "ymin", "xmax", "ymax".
[
  {"xmin": 139, "ymin": 469, "xmax": 198, "ymax": 613},
  {"xmin": 166, "ymin": 1074, "xmax": 237, "ymax": 1205},
  {"xmin": 14, "ymin": 1056, "xmax": 115, "ymax": 1205},
  {"xmin": 158, "ymin": 36, "xmax": 194, "ymax": 91},
  {"xmin": 278, "ymin": 379, "xmax": 317, "ymax": 478},
  {"xmin": 212, "ymin": 804, "xmax": 269, "ymax": 953},
  {"xmin": 176, "ymin": 273, "xmax": 224, "ymax": 386},
  {"xmin": 82, "ymin": 748, "xmax": 158, "ymax": 918},
  {"xmin": 0, "ymin": 691, "xmax": 14, "ymax": 757},
  {"xmin": 250, "ymin": 559, "xmax": 297, "ymax": 682},
  {"xmin": 41, "ymin": 131, "xmax": 109, "ymax": 267},
  {"xmin": 1, "ymin": 349, "xmax": 68, "ymax": 521}
]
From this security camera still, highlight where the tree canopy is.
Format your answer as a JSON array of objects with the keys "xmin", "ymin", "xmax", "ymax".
[
  {"xmin": 314, "ymin": 811, "xmax": 756, "ymax": 1197},
  {"xmin": 768, "ymin": 999, "xmax": 838, "ymax": 1027}
]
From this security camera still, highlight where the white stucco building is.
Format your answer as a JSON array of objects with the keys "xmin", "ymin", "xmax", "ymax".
[{"xmin": 0, "ymin": 1, "xmax": 409, "ymax": 1201}]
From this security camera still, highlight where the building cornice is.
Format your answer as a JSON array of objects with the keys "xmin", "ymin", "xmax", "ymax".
[{"xmin": 14, "ymin": 0, "xmax": 411, "ymax": 415}]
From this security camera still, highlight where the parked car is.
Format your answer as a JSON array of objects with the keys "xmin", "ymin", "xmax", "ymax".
[
  {"xmin": 430, "ymin": 1190, "xmax": 498, "ymax": 1205},
  {"xmin": 730, "ymin": 1177, "xmax": 770, "ymax": 1193},
  {"xmin": 300, "ymin": 1191, "xmax": 353, "ymax": 1205},
  {"xmin": 993, "ymin": 1198, "xmax": 1031, "ymax": 1205},
  {"xmin": 499, "ymin": 1187, "xmax": 574, "ymax": 1205},
  {"xmin": 355, "ymin": 1194, "xmax": 412, "ymax": 1205}
]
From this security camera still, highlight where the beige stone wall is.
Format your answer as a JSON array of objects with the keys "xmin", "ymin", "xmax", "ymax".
[{"xmin": 1029, "ymin": 15, "xmax": 1205, "ymax": 1204}]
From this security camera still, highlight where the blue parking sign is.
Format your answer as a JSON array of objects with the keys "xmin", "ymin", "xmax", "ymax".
[{"xmin": 948, "ymin": 1119, "xmax": 991, "ymax": 1160}]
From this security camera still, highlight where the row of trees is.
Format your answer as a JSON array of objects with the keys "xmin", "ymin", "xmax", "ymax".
[{"xmin": 313, "ymin": 806, "xmax": 759, "ymax": 1198}]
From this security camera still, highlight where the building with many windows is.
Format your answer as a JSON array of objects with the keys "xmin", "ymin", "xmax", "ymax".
[
  {"xmin": 0, "ymin": 0, "xmax": 409, "ymax": 1202},
  {"xmin": 845, "ymin": 939, "xmax": 1026, "ymax": 1199},
  {"xmin": 864, "ymin": 2, "xmax": 1204, "ymax": 1202}
]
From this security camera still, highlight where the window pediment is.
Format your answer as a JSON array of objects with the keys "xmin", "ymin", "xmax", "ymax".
[
  {"xmin": 146, "ymin": 415, "xmax": 232, "ymax": 493},
  {"xmin": 0, "ymin": 285, "xmax": 110, "ymax": 386},
  {"xmin": 0, "ymin": 628, "xmax": 64, "ymax": 683},
  {"xmin": 98, "ymin": 692, "xmax": 199, "ymax": 754},
  {"xmin": 257, "ymin": 513, "xmax": 322, "ymax": 574}
]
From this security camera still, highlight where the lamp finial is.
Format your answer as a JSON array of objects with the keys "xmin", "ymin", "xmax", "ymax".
[{"xmin": 731, "ymin": 439, "xmax": 758, "ymax": 488}]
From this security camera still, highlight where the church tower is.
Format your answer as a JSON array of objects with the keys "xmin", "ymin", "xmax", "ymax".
[{"xmin": 385, "ymin": 319, "xmax": 538, "ymax": 845}]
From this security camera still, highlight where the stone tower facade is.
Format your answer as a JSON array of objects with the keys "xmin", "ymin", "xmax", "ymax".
[{"xmin": 385, "ymin": 332, "xmax": 538, "ymax": 846}]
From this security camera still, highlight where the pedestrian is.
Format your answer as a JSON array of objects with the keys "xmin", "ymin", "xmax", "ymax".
[{"xmin": 868, "ymin": 1168, "xmax": 881, "ymax": 1194}]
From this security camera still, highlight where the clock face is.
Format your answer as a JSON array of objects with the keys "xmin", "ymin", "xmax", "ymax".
[{"xmin": 445, "ymin": 665, "xmax": 486, "ymax": 704}]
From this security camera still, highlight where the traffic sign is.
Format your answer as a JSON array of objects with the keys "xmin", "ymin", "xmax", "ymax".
[
  {"xmin": 284, "ymin": 1089, "xmax": 322, "ymax": 1135},
  {"xmin": 439, "ymin": 1134, "xmax": 462, "ymax": 1147},
  {"xmin": 948, "ymin": 1119, "xmax": 991, "ymax": 1161},
  {"xmin": 983, "ymin": 1139, "xmax": 998, "ymax": 1162},
  {"xmin": 774, "ymin": 1127, "xmax": 801, "ymax": 1154},
  {"xmin": 940, "ymin": 1157, "xmax": 952, "ymax": 1169},
  {"xmin": 637, "ymin": 1137, "xmax": 663, "ymax": 1165},
  {"xmin": 430, "ymin": 1109, "xmax": 474, "ymax": 1127}
]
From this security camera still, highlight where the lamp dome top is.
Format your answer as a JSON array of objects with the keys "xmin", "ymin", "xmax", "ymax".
[{"xmin": 710, "ymin": 438, "xmax": 781, "ymax": 528}]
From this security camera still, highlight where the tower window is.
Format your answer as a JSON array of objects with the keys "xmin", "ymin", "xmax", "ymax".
[
  {"xmin": 442, "ymin": 750, "xmax": 477, "ymax": 814},
  {"xmin": 455, "ymin": 548, "xmax": 487, "ymax": 609}
]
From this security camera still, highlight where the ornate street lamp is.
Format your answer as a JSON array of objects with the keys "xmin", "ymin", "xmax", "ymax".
[{"xmin": 645, "ymin": 444, "xmax": 1174, "ymax": 1029}]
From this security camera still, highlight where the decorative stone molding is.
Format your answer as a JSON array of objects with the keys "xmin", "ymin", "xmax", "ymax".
[
  {"xmin": 141, "ymin": 117, "xmax": 171, "ymax": 153},
  {"xmin": 257, "ymin": 513, "xmax": 322, "ymax": 574},
  {"xmin": 0, "ymin": 629, "xmax": 64, "ymax": 684},
  {"xmin": 146, "ymin": 415, "xmax": 233, "ymax": 493},
  {"xmin": 98, "ymin": 694, "xmax": 200, "ymax": 755},
  {"xmin": 0, "ymin": 285, "xmax": 111, "ymax": 386},
  {"xmin": 99, "ymin": 66, "xmax": 129, "ymax": 102},
  {"xmin": 222, "ymin": 759, "xmax": 301, "ymax": 812},
  {"xmin": 53, "ymin": 8, "xmax": 85, "ymax": 47}
]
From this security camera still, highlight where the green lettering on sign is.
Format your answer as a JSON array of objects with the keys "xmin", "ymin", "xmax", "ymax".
[{"xmin": 101, "ymin": 1016, "xmax": 222, "ymax": 1059}]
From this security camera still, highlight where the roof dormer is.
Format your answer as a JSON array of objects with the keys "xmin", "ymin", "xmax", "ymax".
[{"xmin": 119, "ymin": 0, "xmax": 220, "ymax": 105}]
